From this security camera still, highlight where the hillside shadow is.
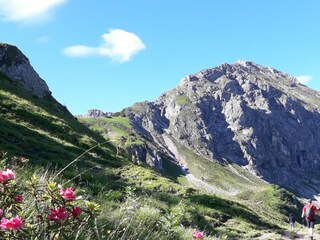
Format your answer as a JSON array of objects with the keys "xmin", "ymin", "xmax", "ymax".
[
  {"xmin": 237, "ymin": 83, "xmax": 320, "ymax": 198},
  {"xmin": 161, "ymin": 155, "xmax": 186, "ymax": 180},
  {"xmin": 198, "ymin": 90, "xmax": 248, "ymax": 165},
  {"xmin": 189, "ymin": 193, "xmax": 281, "ymax": 232},
  {"xmin": 0, "ymin": 116, "xmax": 120, "ymax": 169}
]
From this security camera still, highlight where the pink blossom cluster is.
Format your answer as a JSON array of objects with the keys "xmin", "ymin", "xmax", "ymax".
[
  {"xmin": 47, "ymin": 187, "xmax": 82, "ymax": 222},
  {"xmin": 60, "ymin": 187, "xmax": 76, "ymax": 201},
  {"xmin": 48, "ymin": 206, "xmax": 82, "ymax": 222},
  {"xmin": 0, "ymin": 169, "xmax": 24, "ymax": 232},
  {"xmin": 0, "ymin": 169, "xmax": 15, "ymax": 183},
  {"xmin": 0, "ymin": 167, "xmax": 85, "ymax": 238},
  {"xmin": 48, "ymin": 207, "xmax": 69, "ymax": 222},
  {"xmin": 15, "ymin": 195, "xmax": 23, "ymax": 203},
  {"xmin": 0, "ymin": 216, "xmax": 23, "ymax": 230},
  {"xmin": 192, "ymin": 231, "xmax": 204, "ymax": 239},
  {"xmin": 71, "ymin": 206, "xmax": 82, "ymax": 218}
]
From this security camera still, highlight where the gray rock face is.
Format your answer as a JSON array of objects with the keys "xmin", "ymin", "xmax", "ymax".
[
  {"xmin": 125, "ymin": 61, "xmax": 320, "ymax": 195},
  {"xmin": 0, "ymin": 43, "xmax": 51, "ymax": 97},
  {"xmin": 84, "ymin": 109, "xmax": 110, "ymax": 118},
  {"xmin": 127, "ymin": 144, "xmax": 163, "ymax": 171}
]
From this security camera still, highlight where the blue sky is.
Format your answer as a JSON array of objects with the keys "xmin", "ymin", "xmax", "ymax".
[{"xmin": 0, "ymin": 0, "xmax": 319, "ymax": 115}]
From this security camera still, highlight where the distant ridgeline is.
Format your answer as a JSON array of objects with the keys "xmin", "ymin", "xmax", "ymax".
[{"xmin": 81, "ymin": 109, "xmax": 113, "ymax": 118}]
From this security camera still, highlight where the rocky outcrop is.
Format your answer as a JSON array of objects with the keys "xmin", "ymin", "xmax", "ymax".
[
  {"xmin": 127, "ymin": 144, "xmax": 163, "ymax": 171},
  {"xmin": 125, "ymin": 61, "xmax": 320, "ymax": 196},
  {"xmin": 83, "ymin": 109, "xmax": 112, "ymax": 118},
  {"xmin": 0, "ymin": 43, "xmax": 51, "ymax": 97}
]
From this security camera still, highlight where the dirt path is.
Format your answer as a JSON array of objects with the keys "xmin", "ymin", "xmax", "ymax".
[
  {"xmin": 184, "ymin": 171, "xmax": 235, "ymax": 195},
  {"xmin": 255, "ymin": 228, "xmax": 320, "ymax": 240},
  {"xmin": 282, "ymin": 229, "xmax": 320, "ymax": 240}
]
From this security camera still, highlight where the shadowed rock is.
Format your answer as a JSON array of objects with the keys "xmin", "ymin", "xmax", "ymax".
[{"xmin": 0, "ymin": 43, "xmax": 51, "ymax": 97}]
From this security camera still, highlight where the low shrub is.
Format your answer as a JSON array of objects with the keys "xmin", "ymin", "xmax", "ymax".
[{"xmin": 0, "ymin": 153, "xmax": 101, "ymax": 240}]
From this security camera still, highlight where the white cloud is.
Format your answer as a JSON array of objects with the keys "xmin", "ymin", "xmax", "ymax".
[
  {"xmin": 63, "ymin": 29, "xmax": 146, "ymax": 63},
  {"xmin": 0, "ymin": 0, "xmax": 66, "ymax": 23},
  {"xmin": 296, "ymin": 75, "xmax": 313, "ymax": 84}
]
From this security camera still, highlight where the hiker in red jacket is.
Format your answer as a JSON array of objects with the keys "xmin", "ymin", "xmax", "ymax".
[{"xmin": 301, "ymin": 199, "xmax": 318, "ymax": 240}]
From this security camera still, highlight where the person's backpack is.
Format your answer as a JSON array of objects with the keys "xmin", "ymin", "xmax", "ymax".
[{"xmin": 305, "ymin": 205, "xmax": 313, "ymax": 218}]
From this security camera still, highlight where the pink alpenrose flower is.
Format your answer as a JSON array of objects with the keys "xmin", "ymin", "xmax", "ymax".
[
  {"xmin": 0, "ymin": 216, "xmax": 23, "ymax": 230},
  {"xmin": 11, "ymin": 216, "xmax": 24, "ymax": 229},
  {"xmin": 0, "ymin": 169, "xmax": 15, "ymax": 183},
  {"xmin": 192, "ymin": 231, "xmax": 204, "ymax": 239},
  {"xmin": 0, "ymin": 209, "xmax": 3, "ymax": 216},
  {"xmin": 60, "ymin": 187, "xmax": 76, "ymax": 201},
  {"xmin": 15, "ymin": 195, "xmax": 23, "ymax": 203},
  {"xmin": 0, "ymin": 217, "xmax": 13, "ymax": 230},
  {"xmin": 71, "ymin": 206, "xmax": 82, "ymax": 218},
  {"xmin": 48, "ymin": 207, "xmax": 68, "ymax": 222}
]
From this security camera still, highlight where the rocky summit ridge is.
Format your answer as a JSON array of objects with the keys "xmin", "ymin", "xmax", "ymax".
[
  {"xmin": 125, "ymin": 61, "xmax": 320, "ymax": 197},
  {"xmin": 0, "ymin": 43, "xmax": 51, "ymax": 97}
]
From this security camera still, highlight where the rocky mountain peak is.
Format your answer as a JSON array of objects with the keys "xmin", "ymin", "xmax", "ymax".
[
  {"xmin": 126, "ymin": 61, "xmax": 320, "ymax": 196},
  {"xmin": 0, "ymin": 43, "xmax": 51, "ymax": 97},
  {"xmin": 235, "ymin": 59, "xmax": 264, "ymax": 68},
  {"xmin": 184, "ymin": 60, "xmax": 299, "ymax": 86}
]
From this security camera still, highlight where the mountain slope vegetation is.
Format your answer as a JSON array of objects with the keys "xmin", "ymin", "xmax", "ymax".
[
  {"xmin": 0, "ymin": 71, "xmax": 105, "ymax": 164},
  {"xmin": 0, "ymin": 47, "xmax": 309, "ymax": 239},
  {"xmin": 78, "ymin": 114, "xmax": 304, "ymax": 239}
]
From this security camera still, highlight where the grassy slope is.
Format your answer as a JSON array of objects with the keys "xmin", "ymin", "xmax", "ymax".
[
  {"xmin": 0, "ymin": 71, "xmax": 126, "ymax": 191},
  {"xmin": 79, "ymin": 115, "xmax": 144, "ymax": 146},
  {"xmin": 78, "ymin": 114, "xmax": 305, "ymax": 238},
  {"xmin": 166, "ymin": 135, "xmax": 304, "ymax": 228},
  {"xmin": 0, "ymin": 71, "xmax": 104, "ymax": 162}
]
